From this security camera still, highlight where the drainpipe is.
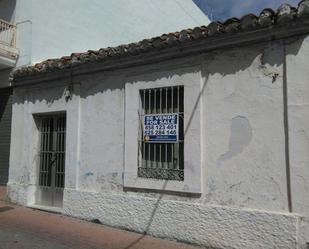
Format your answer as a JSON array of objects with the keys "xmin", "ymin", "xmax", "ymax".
[{"xmin": 282, "ymin": 40, "xmax": 292, "ymax": 213}]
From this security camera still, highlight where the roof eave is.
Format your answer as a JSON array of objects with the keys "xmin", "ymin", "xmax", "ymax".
[{"xmin": 11, "ymin": 18, "xmax": 309, "ymax": 87}]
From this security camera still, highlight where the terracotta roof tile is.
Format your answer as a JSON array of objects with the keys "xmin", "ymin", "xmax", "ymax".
[{"xmin": 11, "ymin": 0, "xmax": 309, "ymax": 81}]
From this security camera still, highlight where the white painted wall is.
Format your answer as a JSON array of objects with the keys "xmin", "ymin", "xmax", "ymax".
[
  {"xmin": 202, "ymin": 43, "xmax": 289, "ymax": 211},
  {"xmin": 0, "ymin": 0, "xmax": 32, "ymax": 67},
  {"xmin": 124, "ymin": 67, "xmax": 203, "ymax": 194},
  {"xmin": 7, "ymin": 36, "xmax": 309, "ymax": 248},
  {"xmin": 0, "ymin": 0, "xmax": 31, "ymax": 86},
  {"xmin": 0, "ymin": 0, "xmax": 209, "ymax": 85},
  {"xmin": 14, "ymin": 0, "xmax": 209, "ymax": 65},
  {"xmin": 0, "ymin": 0, "xmax": 17, "ymax": 86},
  {"xmin": 14, "ymin": 0, "xmax": 32, "ymax": 67},
  {"xmin": 286, "ymin": 35, "xmax": 309, "ymax": 248}
]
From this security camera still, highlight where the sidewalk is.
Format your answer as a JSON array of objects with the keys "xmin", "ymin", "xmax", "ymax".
[{"xmin": 0, "ymin": 186, "xmax": 205, "ymax": 249}]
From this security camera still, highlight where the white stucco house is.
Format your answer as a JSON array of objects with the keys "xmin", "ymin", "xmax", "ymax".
[
  {"xmin": 0, "ymin": 0, "xmax": 209, "ymax": 185},
  {"xmin": 7, "ymin": 1, "xmax": 309, "ymax": 248}
]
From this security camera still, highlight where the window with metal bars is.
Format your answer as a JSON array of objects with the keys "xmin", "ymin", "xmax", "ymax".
[
  {"xmin": 38, "ymin": 115, "xmax": 66, "ymax": 190},
  {"xmin": 138, "ymin": 86, "xmax": 184, "ymax": 181}
]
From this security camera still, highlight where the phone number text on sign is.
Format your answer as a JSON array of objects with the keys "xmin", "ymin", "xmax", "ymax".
[{"xmin": 143, "ymin": 114, "xmax": 178, "ymax": 142}]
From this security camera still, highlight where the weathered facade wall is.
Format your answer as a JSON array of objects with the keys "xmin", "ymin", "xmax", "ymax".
[
  {"xmin": 202, "ymin": 42, "xmax": 288, "ymax": 212},
  {"xmin": 286, "ymin": 35, "xmax": 309, "ymax": 248},
  {"xmin": 7, "ymin": 36, "xmax": 309, "ymax": 248}
]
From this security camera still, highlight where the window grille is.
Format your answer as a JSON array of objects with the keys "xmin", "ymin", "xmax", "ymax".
[
  {"xmin": 138, "ymin": 86, "xmax": 184, "ymax": 181},
  {"xmin": 38, "ymin": 115, "xmax": 66, "ymax": 190}
]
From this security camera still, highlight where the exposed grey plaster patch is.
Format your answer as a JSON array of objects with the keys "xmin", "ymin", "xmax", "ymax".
[
  {"xmin": 218, "ymin": 116, "xmax": 252, "ymax": 165},
  {"xmin": 229, "ymin": 181, "xmax": 243, "ymax": 190},
  {"xmin": 208, "ymin": 178, "xmax": 217, "ymax": 192},
  {"xmin": 84, "ymin": 172, "xmax": 94, "ymax": 177},
  {"xmin": 259, "ymin": 64, "xmax": 281, "ymax": 83},
  {"xmin": 258, "ymin": 53, "xmax": 282, "ymax": 83},
  {"xmin": 97, "ymin": 173, "xmax": 123, "ymax": 192}
]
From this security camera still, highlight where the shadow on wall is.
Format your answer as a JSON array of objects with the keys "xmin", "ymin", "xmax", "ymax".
[
  {"xmin": 12, "ymin": 35, "xmax": 306, "ymax": 106},
  {"xmin": 119, "ymin": 37, "xmax": 306, "ymax": 248},
  {"xmin": 0, "ymin": 69, "xmax": 12, "ymax": 88},
  {"xmin": 11, "ymin": 34, "xmax": 306, "ymax": 106},
  {"xmin": 0, "ymin": 0, "xmax": 16, "ymax": 22},
  {"xmin": 0, "ymin": 88, "xmax": 11, "ymax": 121},
  {"xmin": 201, "ymin": 37, "xmax": 300, "ymax": 78}
]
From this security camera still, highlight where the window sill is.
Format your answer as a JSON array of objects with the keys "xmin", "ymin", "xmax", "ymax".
[{"xmin": 124, "ymin": 172, "xmax": 202, "ymax": 195}]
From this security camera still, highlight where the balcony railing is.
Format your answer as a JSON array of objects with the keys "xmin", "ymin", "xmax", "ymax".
[{"xmin": 0, "ymin": 18, "xmax": 17, "ymax": 60}]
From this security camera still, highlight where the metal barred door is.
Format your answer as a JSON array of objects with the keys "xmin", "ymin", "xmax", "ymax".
[{"xmin": 37, "ymin": 114, "xmax": 66, "ymax": 207}]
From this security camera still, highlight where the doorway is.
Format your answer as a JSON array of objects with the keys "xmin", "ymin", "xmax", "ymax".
[
  {"xmin": 36, "ymin": 114, "xmax": 66, "ymax": 207},
  {"xmin": 0, "ymin": 87, "xmax": 12, "ymax": 185}
]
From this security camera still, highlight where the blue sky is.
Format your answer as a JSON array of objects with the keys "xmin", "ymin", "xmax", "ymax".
[{"xmin": 193, "ymin": 0, "xmax": 300, "ymax": 21}]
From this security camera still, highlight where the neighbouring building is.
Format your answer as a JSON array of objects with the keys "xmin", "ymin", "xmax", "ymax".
[
  {"xmin": 0, "ymin": 0, "xmax": 210, "ymax": 185},
  {"xmin": 7, "ymin": 1, "xmax": 309, "ymax": 248}
]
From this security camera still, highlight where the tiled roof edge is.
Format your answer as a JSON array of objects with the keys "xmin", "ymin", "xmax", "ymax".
[{"xmin": 11, "ymin": 0, "xmax": 309, "ymax": 82}]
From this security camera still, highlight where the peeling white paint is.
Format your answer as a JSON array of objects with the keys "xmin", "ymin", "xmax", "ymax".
[
  {"xmin": 7, "ymin": 37, "xmax": 309, "ymax": 248},
  {"xmin": 286, "ymin": 35, "xmax": 309, "ymax": 248}
]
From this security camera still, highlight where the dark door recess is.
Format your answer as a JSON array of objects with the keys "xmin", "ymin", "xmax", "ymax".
[{"xmin": 0, "ymin": 87, "xmax": 12, "ymax": 185}]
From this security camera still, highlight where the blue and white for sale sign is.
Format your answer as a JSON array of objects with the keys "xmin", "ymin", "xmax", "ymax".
[{"xmin": 143, "ymin": 114, "xmax": 178, "ymax": 142}]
